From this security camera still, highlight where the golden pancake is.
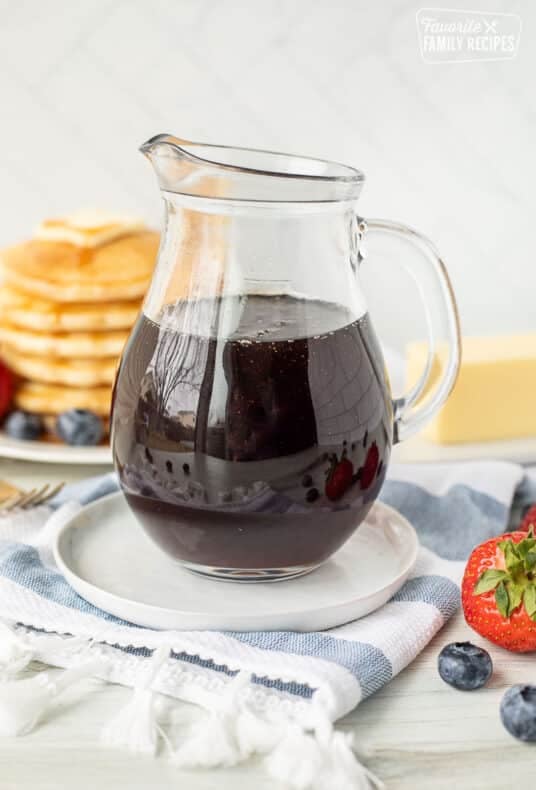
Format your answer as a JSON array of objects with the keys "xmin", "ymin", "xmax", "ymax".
[
  {"xmin": 0, "ymin": 322, "xmax": 129, "ymax": 358},
  {"xmin": 14, "ymin": 382, "xmax": 111, "ymax": 416},
  {"xmin": 0, "ymin": 345, "xmax": 117, "ymax": 387},
  {"xmin": 0, "ymin": 286, "xmax": 141, "ymax": 332},
  {"xmin": 0, "ymin": 231, "xmax": 158, "ymax": 302}
]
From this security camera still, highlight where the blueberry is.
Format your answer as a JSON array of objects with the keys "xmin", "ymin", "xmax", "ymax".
[
  {"xmin": 4, "ymin": 411, "xmax": 43, "ymax": 441},
  {"xmin": 437, "ymin": 642, "xmax": 492, "ymax": 690},
  {"xmin": 302, "ymin": 474, "xmax": 313, "ymax": 488},
  {"xmin": 501, "ymin": 685, "xmax": 536, "ymax": 741},
  {"xmin": 306, "ymin": 487, "xmax": 319, "ymax": 503},
  {"xmin": 55, "ymin": 409, "xmax": 104, "ymax": 446}
]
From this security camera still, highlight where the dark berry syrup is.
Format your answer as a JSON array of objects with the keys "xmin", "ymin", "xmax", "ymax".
[{"xmin": 111, "ymin": 295, "xmax": 393, "ymax": 578}]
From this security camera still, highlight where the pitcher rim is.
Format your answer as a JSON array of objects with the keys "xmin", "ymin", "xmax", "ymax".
[{"xmin": 140, "ymin": 134, "xmax": 365, "ymax": 186}]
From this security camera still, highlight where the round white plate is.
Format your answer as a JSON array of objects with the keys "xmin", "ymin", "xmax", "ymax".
[
  {"xmin": 392, "ymin": 432, "xmax": 536, "ymax": 465},
  {"xmin": 0, "ymin": 432, "xmax": 112, "ymax": 465},
  {"xmin": 54, "ymin": 493, "xmax": 419, "ymax": 632}
]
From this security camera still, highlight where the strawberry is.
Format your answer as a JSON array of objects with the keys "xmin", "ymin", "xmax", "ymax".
[
  {"xmin": 462, "ymin": 529, "xmax": 536, "ymax": 652},
  {"xmin": 0, "ymin": 361, "xmax": 14, "ymax": 420},
  {"xmin": 519, "ymin": 504, "xmax": 536, "ymax": 532},
  {"xmin": 325, "ymin": 454, "xmax": 354, "ymax": 501},
  {"xmin": 359, "ymin": 441, "xmax": 380, "ymax": 489}
]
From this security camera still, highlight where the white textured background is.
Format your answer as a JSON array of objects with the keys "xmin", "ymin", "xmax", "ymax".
[{"xmin": 0, "ymin": 0, "xmax": 534, "ymax": 346}]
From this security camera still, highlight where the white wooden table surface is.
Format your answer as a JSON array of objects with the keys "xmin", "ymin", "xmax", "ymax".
[{"xmin": 1, "ymin": 457, "xmax": 536, "ymax": 790}]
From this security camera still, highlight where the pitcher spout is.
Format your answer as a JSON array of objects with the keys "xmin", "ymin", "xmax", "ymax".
[
  {"xmin": 140, "ymin": 133, "xmax": 364, "ymax": 202},
  {"xmin": 140, "ymin": 133, "xmax": 207, "ymax": 196},
  {"xmin": 140, "ymin": 133, "xmax": 198, "ymax": 163}
]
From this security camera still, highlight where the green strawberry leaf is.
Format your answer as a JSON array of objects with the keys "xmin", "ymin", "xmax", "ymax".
[
  {"xmin": 525, "ymin": 552, "xmax": 536, "ymax": 570},
  {"xmin": 515, "ymin": 538, "xmax": 536, "ymax": 559},
  {"xmin": 474, "ymin": 569, "xmax": 508, "ymax": 595},
  {"xmin": 506, "ymin": 582, "xmax": 524, "ymax": 615},
  {"xmin": 503, "ymin": 541, "xmax": 523, "ymax": 575},
  {"xmin": 524, "ymin": 585, "xmax": 536, "ymax": 617},
  {"xmin": 495, "ymin": 581, "xmax": 510, "ymax": 618}
]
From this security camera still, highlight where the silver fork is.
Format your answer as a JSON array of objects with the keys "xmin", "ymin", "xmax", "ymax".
[{"xmin": 0, "ymin": 482, "xmax": 65, "ymax": 514}]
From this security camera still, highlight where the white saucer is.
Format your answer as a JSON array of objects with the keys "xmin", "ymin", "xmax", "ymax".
[{"xmin": 54, "ymin": 493, "xmax": 419, "ymax": 632}]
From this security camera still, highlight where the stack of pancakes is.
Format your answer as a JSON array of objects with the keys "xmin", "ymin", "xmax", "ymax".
[{"xmin": 0, "ymin": 212, "xmax": 159, "ymax": 433}]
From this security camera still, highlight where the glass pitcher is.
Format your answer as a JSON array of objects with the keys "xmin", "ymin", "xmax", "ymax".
[{"xmin": 111, "ymin": 134, "xmax": 460, "ymax": 581}]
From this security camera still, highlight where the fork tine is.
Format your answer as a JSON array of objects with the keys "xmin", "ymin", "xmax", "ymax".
[
  {"xmin": 1, "ymin": 490, "xmax": 34, "ymax": 512},
  {"xmin": 15, "ymin": 488, "xmax": 39, "ymax": 508},
  {"xmin": 0, "ymin": 481, "xmax": 67, "ymax": 514},
  {"xmin": 44, "ymin": 481, "xmax": 65, "ymax": 502},
  {"xmin": 32, "ymin": 482, "xmax": 65, "ymax": 507},
  {"xmin": 0, "ymin": 492, "xmax": 26, "ymax": 512},
  {"xmin": 21, "ymin": 485, "xmax": 49, "ymax": 508},
  {"xmin": 26, "ymin": 485, "xmax": 51, "ymax": 507}
]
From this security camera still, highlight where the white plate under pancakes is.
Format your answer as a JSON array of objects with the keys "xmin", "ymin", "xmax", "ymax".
[
  {"xmin": 54, "ymin": 492, "xmax": 419, "ymax": 632},
  {"xmin": 0, "ymin": 432, "xmax": 112, "ymax": 464}
]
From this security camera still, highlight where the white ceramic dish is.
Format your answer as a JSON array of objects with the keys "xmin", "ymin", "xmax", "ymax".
[
  {"xmin": 54, "ymin": 492, "xmax": 419, "ymax": 632},
  {"xmin": 0, "ymin": 432, "xmax": 112, "ymax": 465},
  {"xmin": 392, "ymin": 433, "xmax": 536, "ymax": 465}
]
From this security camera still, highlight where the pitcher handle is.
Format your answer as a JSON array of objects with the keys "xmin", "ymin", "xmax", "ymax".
[{"xmin": 359, "ymin": 218, "xmax": 461, "ymax": 444}]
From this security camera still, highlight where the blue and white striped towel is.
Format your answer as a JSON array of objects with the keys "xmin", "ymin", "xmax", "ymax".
[{"xmin": 0, "ymin": 461, "xmax": 531, "ymax": 784}]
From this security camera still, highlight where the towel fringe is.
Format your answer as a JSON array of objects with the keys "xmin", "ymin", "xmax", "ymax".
[
  {"xmin": 0, "ymin": 624, "xmax": 383, "ymax": 788},
  {"xmin": 0, "ymin": 657, "xmax": 107, "ymax": 736},
  {"xmin": 0, "ymin": 622, "xmax": 34, "ymax": 679},
  {"xmin": 171, "ymin": 671, "xmax": 383, "ymax": 790},
  {"xmin": 170, "ymin": 672, "xmax": 253, "ymax": 768},
  {"xmin": 265, "ymin": 724, "xmax": 384, "ymax": 790},
  {"xmin": 101, "ymin": 645, "xmax": 169, "ymax": 755}
]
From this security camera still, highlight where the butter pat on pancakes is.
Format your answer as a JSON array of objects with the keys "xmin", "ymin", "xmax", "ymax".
[
  {"xmin": 34, "ymin": 209, "xmax": 145, "ymax": 248},
  {"xmin": 407, "ymin": 335, "xmax": 536, "ymax": 443}
]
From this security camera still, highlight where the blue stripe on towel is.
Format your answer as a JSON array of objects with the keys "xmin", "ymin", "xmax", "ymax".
[
  {"xmin": 0, "ymin": 543, "xmax": 132, "ymax": 625},
  {"xmin": 227, "ymin": 631, "xmax": 392, "ymax": 698},
  {"xmin": 391, "ymin": 575, "xmax": 460, "ymax": 619},
  {"xmin": 50, "ymin": 473, "xmax": 119, "ymax": 509},
  {"xmin": 380, "ymin": 481, "xmax": 507, "ymax": 560},
  {"xmin": 117, "ymin": 644, "xmax": 314, "ymax": 698}
]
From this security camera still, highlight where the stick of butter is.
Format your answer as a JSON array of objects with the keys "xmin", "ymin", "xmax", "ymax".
[{"xmin": 407, "ymin": 336, "xmax": 536, "ymax": 444}]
